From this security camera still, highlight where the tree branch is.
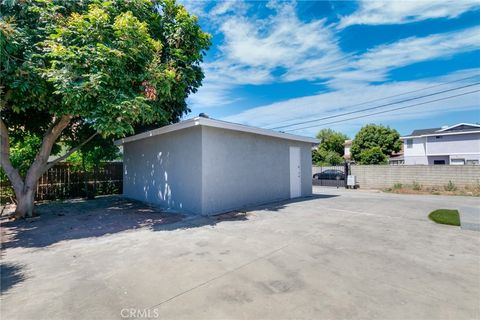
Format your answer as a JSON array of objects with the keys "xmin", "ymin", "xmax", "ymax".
[
  {"xmin": 0, "ymin": 118, "xmax": 24, "ymax": 193},
  {"xmin": 24, "ymin": 115, "xmax": 73, "ymax": 188},
  {"xmin": 46, "ymin": 132, "xmax": 98, "ymax": 170}
]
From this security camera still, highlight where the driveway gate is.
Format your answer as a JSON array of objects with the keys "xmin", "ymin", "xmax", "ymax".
[{"xmin": 312, "ymin": 163, "xmax": 349, "ymax": 188}]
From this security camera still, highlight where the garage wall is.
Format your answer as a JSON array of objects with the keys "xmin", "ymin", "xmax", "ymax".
[
  {"xmin": 201, "ymin": 126, "xmax": 312, "ymax": 215},
  {"xmin": 122, "ymin": 126, "xmax": 203, "ymax": 214}
]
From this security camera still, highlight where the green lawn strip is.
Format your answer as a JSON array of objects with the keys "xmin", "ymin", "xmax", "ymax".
[{"xmin": 428, "ymin": 209, "xmax": 461, "ymax": 226}]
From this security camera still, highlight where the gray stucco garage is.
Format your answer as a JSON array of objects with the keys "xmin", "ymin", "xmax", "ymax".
[{"xmin": 115, "ymin": 116, "xmax": 318, "ymax": 215}]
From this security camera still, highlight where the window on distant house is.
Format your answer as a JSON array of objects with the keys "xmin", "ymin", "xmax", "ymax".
[
  {"xmin": 435, "ymin": 136, "xmax": 443, "ymax": 139},
  {"xmin": 451, "ymin": 158, "xmax": 465, "ymax": 165},
  {"xmin": 466, "ymin": 160, "xmax": 479, "ymax": 165},
  {"xmin": 433, "ymin": 160, "xmax": 446, "ymax": 165},
  {"xmin": 406, "ymin": 139, "xmax": 413, "ymax": 148}
]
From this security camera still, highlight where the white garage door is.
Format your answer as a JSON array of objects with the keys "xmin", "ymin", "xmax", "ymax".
[{"xmin": 289, "ymin": 146, "xmax": 301, "ymax": 198}]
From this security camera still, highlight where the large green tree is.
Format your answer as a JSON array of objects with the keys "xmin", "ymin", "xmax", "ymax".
[
  {"xmin": 351, "ymin": 124, "xmax": 401, "ymax": 163},
  {"xmin": 312, "ymin": 128, "xmax": 348, "ymax": 165},
  {"xmin": 0, "ymin": 0, "xmax": 210, "ymax": 217},
  {"xmin": 316, "ymin": 128, "xmax": 348, "ymax": 156}
]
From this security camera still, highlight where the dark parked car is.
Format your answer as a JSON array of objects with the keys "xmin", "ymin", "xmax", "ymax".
[{"xmin": 313, "ymin": 170, "xmax": 345, "ymax": 180}]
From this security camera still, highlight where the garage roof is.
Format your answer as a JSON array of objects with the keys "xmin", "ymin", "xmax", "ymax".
[{"xmin": 114, "ymin": 117, "xmax": 319, "ymax": 145}]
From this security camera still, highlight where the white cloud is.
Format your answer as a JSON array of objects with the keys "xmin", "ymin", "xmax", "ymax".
[
  {"xmin": 338, "ymin": 0, "xmax": 480, "ymax": 28},
  {"xmin": 182, "ymin": 0, "xmax": 480, "ymax": 117},
  {"xmin": 210, "ymin": 0, "xmax": 249, "ymax": 16},
  {"xmin": 177, "ymin": 0, "xmax": 208, "ymax": 19},
  {"xmin": 218, "ymin": 3, "xmax": 342, "ymax": 72},
  {"xmin": 327, "ymin": 26, "xmax": 480, "ymax": 89},
  {"xmin": 185, "ymin": 0, "xmax": 345, "ymax": 108},
  {"xmin": 187, "ymin": 81, "xmax": 239, "ymax": 108},
  {"xmin": 223, "ymin": 69, "xmax": 480, "ymax": 136}
]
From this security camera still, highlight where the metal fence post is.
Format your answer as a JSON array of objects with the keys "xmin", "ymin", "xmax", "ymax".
[{"xmin": 344, "ymin": 162, "xmax": 349, "ymax": 188}]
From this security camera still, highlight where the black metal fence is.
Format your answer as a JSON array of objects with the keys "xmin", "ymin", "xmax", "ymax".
[
  {"xmin": 0, "ymin": 162, "xmax": 123, "ymax": 204},
  {"xmin": 312, "ymin": 163, "xmax": 349, "ymax": 188}
]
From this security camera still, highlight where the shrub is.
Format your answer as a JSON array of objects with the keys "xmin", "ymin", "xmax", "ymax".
[
  {"xmin": 393, "ymin": 183, "xmax": 403, "ymax": 190},
  {"xmin": 358, "ymin": 146, "xmax": 388, "ymax": 165},
  {"xmin": 312, "ymin": 148, "xmax": 344, "ymax": 166},
  {"xmin": 412, "ymin": 181, "xmax": 422, "ymax": 191},
  {"xmin": 444, "ymin": 180, "xmax": 457, "ymax": 192}
]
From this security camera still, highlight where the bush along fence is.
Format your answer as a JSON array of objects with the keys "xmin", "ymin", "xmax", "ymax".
[{"xmin": 0, "ymin": 162, "xmax": 123, "ymax": 205}]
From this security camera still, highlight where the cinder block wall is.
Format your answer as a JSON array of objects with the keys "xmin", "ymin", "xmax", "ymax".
[{"xmin": 350, "ymin": 165, "xmax": 480, "ymax": 188}]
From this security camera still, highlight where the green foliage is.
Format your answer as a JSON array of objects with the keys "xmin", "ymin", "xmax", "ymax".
[
  {"xmin": 312, "ymin": 129, "xmax": 348, "ymax": 165},
  {"xmin": 5, "ymin": 134, "xmax": 42, "ymax": 178},
  {"xmin": 444, "ymin": 180, "xmax": 457, "ymax": 192},
  {"xmin": 1, "ymin": 0, "xmax": 211, "ymax": 142},
  {"xmin": 312, "ymin": 149, "xmax": 344, "ymax": 166},
  {"xmin": 428, "ymin": 209, "xmax": 460, "ymax": 226},
  {"xmin": 412, "ymin": 181, "xmax": 422, "ymax": 191},
  {"xmin": 65, "ymin": 151, "xmax": 84, "ymax": 172},
  {"xmin": 312, "ymin": 148, "xmax": 323, "ymax": 165},
  {"xmin": 393, "ymin": 183, "xmax": 403, "ymax": 190},
  {"xmin": 358, "ymin": 147, "xmax": 387, "ymax": 165},
  {"xmin": 64, "ymin": 122, "xmax": 121, "ymax": 171},
  {"xmin": 351, "ymin": 124, "xmax": 401, "ymax": 162},
  {"xmin": 315, "ymin": 129, "xmax": 349, "ymax": 156},
  {"xmin": 0, "ymin": 133, "xmax": 61, "ymax": 181}
]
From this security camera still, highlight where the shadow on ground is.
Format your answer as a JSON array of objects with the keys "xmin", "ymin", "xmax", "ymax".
[
  {"xmin": 0, "ymin": 262, "xmax": 27, "ymax": 294},
  {"xmin": 0, "ymin": 196, "xmax": 186, "ymax": 249},
  {"xmin": 0, "ymin": 194, "xmax": 338, "ymax": 249},
  {"xmin": 258, "ymin": 194, "xmax": 338, "ymax": 212}
]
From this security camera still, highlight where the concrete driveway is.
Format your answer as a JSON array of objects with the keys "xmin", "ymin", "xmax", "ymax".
[{"xmin": 1, "ymin": 188, "xmax": 479, "ymax": 320}]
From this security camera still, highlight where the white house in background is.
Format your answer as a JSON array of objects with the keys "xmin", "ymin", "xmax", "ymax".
[{"xmin": 401, "ymin": 123, "xmax": 480, "ymax": 165}]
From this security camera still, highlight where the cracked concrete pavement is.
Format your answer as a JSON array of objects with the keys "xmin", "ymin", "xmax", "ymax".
[{"xmin": 1, "ymin": 187, "xmax": 479, "ymax": 319}]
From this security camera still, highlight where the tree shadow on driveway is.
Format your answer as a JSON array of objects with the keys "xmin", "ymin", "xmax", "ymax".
[
  {"xmin": 0, "ymin": 196, "xmax": 185, "ymax": 250},
  {"xmin": 1, "ymin": 194, "xmax": 339, "ymax": 249},
  {"xmin": 152, "ymin": 194, "xmax": 340, "ymax": 231},
  {"xmin": 247, "ymin": 194, "xmax": 339, "ymax": 212},
  {"xmin": 0, "ymin": 262, "xmax": 27, "ymax": 294}
]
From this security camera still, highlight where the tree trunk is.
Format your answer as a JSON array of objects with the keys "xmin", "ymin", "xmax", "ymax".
[
  {"xmin": 1, "ymin": 115, "xmax": 73, "ymax": 219},
  {"xmin": 14, "ymin": 187, "xmax": 36, "ymax": 218},
  {"xmin": 1, "ymin": 115, "xmax": 97, "ymax": 218}
]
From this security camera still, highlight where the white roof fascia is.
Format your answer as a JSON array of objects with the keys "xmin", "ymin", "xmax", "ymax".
[
  {"xmin": 401, "ymin": 130, "xmax": 480, "ymax": 140},
  {"xmin": 437, "ymin": 123, "xmax": 480, "ymax": 132},
  {"xmin": 114, "ymin": 117, "xmax": 319, "ymax": 145},
  {"xmin": 114, "ymin": 118, "xmax": 197, "ymax": 145}
]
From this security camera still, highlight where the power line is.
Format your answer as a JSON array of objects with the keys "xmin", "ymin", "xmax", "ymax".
[
  {"xmin": 271, "ymin": 75, "xmax": 478, "ymax": 129},
  {"xmin": 265, "ymin": 75, "xmax": 479, "ymax": 128},
  {"xmin": 268, "ymin": 79, "xmax": 480, "ymax": 130},
  {"xmin": 283, "ymin": 89, "xmax": 480, "ymax": 132},
  {"xmin": 272, "ymin": 81, "xmax": 480, "ymax": 130}
]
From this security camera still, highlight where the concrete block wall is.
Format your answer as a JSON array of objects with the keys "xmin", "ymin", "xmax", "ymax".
[{"xmin": 350, "ymin": 165, "xmax": 480, "ymax": 189}]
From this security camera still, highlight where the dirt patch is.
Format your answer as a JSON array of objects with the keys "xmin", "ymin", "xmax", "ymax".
[{"xmin": 384, "ymin": 184, "xmax": 480, "ymax": 197}]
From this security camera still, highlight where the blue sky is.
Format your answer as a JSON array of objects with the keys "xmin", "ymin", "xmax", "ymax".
[{"xmin": 180, "ymin": 0, "xmax": 480, "ymax": 138}]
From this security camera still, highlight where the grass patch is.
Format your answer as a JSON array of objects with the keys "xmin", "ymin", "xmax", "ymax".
[{"xmin": 428, "ymin": 209, "xmax": 460, "ymax": 226}]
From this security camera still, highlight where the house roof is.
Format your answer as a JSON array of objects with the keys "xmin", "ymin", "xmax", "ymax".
[
  {"xmin": 114, "ymin": 117, "xmax": 319, "ymax": 145},
  {"xmin": 401, "ymin": 123, "xmax": 480, "ymax": 139},
  {"xmin": 409, "ymin": 128, "xmax": 441, "ymax": 136}
]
